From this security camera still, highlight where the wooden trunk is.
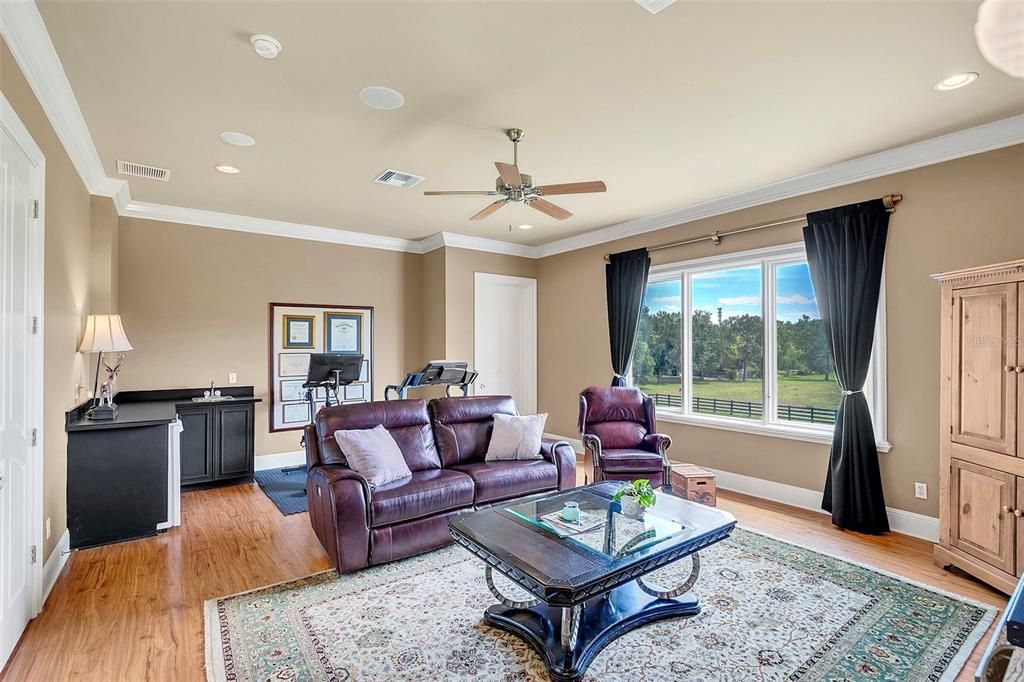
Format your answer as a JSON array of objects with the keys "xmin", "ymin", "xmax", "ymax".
[{"xmin": 934, "ymin": 260, "xmax": 1024, "ymax": 594}]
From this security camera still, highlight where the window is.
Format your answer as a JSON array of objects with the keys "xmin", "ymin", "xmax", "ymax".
[{"xmin": 632, "ymin": 243, "xmax": 889, "ymax": 450}]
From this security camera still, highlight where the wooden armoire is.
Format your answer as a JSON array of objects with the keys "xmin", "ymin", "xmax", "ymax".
[{"xmin": 934, "ymin": 259, "xmax": 1024, "ymax": 594}]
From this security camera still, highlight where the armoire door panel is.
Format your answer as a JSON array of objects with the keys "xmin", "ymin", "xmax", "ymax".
[
  {"xmin": 949, "ymin": 458, "xmax": 1015, "ymax": 574},
  {"xmin": 950, "ymin": 283, "xmax": 1018, "ymax": 456},
  {"xmin": 1017, "ymin": 477, "xmax": 1024, "ymax": 578}
]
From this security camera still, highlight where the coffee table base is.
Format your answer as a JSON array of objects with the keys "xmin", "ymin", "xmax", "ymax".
[{"xmin": 483, "ymin": 580, "xmax": 700, "ymax": 682}]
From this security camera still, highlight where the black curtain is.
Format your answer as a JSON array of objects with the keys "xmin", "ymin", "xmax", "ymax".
[
  {"xmin": 804, "ymin": 199, "xmax": 890, "ymax": 534},
  {"xmin": 605, "ymin": 248, "xmax": 651, "ymax": 386}
]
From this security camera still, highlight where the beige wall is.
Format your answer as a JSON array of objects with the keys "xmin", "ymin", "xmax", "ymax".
[
  {"xmin": 3, "ymin": 41, "xmax": 93, "ymax": 557},
  {"xmin": 89, "ymin": 195, "xmax": 118, "ymax": 313},
  {"xmin": 420, "ymin": 248, "xmax": 446, "ymax": 362},
  {"xmin": 117, "ymin": 218, "xmax": 423, "ymax": 458},
  {"xmin": 537, "ymin": 145, "xmax": 1024, "ymax": 517}
]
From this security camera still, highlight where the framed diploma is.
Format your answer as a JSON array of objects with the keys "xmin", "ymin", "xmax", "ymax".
[
  {"xmin": 325, "ymin": 312, "xmax": 362, "ymax": 354},
  {"xmin": 279, "ymin": 353, "xmax": 310, "ymax": 377},
  {"xmin": 283, "ymin": 315, "xmax": 315, "ymax": 349},
  {"xmin": 270, "ymin": 302, "xmax": 373, "ymax": 432},
  {"xmin": 279, "ymin": 379, "xmax": 306, "ymax": 402},
  {"xmin": 282, "ymin": 403, "xmax": 310, "ymax": 424}
]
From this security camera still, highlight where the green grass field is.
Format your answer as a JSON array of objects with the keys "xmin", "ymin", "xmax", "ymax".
[{"xmin": 637, "ymin": 373, "xmax": 841, "ymax": 409}]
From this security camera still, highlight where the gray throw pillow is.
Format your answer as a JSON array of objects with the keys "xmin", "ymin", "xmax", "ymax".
[
  {"xmin": 485, "ymin": 413, "xmax": 548, "ymax": 461},
  {"xmin": 333, "ymin": 424, "xmax": 412, "ymax": 488}
]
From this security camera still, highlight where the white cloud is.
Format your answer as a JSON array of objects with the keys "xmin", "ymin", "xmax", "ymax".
[
  {"xmin": 648, "ymin": 295, "xmax": 680, "ymax": 305},
  {"xmin": 717, "ymin": 295, "xmax": 761, "ymax": 306},
  {"xmin": 778, "ymin": 294, "xmax": 815, "ymax": 305}
]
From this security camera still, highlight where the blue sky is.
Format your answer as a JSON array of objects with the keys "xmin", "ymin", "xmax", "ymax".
[{"xmin": 643, "ymin": 263, "xmax": 820, "ymax": 322}]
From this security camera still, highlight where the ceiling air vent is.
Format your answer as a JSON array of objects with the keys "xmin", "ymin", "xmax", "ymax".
[
  {"xmin": 634, "ymin": 0, "xmax": 675, "ymax": 14},
  {"xmin": 374, "ymin": 169, "xmax": 424, "ymax": 189},
  {"xmin": 116, "ymin": 160, "xmax": 171, "ymax": 182}
]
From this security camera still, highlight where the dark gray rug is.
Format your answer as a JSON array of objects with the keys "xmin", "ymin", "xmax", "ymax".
[{"xmin": 253, "ymin": 466, "xmax": 308, "ymax": 515}]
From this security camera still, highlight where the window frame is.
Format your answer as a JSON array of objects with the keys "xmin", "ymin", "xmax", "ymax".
[{"xmin": 638, "ymin": 241, "xmax": 890, "ymax": 452}]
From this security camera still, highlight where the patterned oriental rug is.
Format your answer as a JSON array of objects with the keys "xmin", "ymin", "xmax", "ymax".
[{"xmin": 205, "ymin": 528, "xmax": 995, "ymax": 681}]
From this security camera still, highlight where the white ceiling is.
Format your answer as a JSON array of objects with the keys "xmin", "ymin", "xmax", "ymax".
[{"xmin": 37, "ymin": 0, "xmax": 1024, "ymax": 246}]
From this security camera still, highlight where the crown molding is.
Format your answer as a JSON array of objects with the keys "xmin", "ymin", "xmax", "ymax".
[
  {"xmin": 121, "ymin": 200, "xmax": 423, "ymax": 253},
  {"xmin": 7, "ymin": 0, "xmax": 1022, "ymax": 261},
  {"xmin": 536, "ymin": 115, "xmax": 1024, "ymax": 258},
  {"xmin": 0, "ymin": 0, "xmax": 114, "ymax": 196}
]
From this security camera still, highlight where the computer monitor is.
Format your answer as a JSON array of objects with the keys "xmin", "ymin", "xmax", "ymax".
[{"xmin": 304, "ymin": 353, "xmax": 363, "ymax": 387}]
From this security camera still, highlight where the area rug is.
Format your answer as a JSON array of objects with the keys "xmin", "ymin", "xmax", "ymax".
[
  {"xmin": 253, "ymin": 466, "xmax": 308, "ymax": 515},
  {"xmin": 204, "ymin": 528, "xmax": 995, "ymax": 681}
]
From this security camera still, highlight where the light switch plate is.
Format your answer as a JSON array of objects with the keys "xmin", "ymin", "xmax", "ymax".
[
  {"xmin": 228, "ymin": 372, "xmax": 237, "ymax": 384},
  {"xmin": 914, "ymin": 482, "xmax": 928, "ymax": 499},
  {"xmin": 45, "ymin": 517, "xmax": 51, "ymax": 540}
]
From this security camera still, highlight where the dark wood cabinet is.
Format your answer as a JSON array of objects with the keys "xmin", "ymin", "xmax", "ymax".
[{"xmin": 178, "ymin": 401, "xmax": 256, "ymax": 487}]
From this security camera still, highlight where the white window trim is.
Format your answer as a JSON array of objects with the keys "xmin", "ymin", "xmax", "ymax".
[{"xmin": 644, "ymin": 242, "xmax": 891, "ymax": 453}]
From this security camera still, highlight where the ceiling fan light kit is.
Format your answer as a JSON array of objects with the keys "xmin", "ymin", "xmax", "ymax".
[{"xmin": 425, "ymin": 128, "xmax": 607, "ymax": 223}]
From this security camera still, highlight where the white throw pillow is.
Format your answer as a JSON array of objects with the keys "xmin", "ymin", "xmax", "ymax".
[
  {"xmin": 333, "ymin": 424, "xmax": 412, "ymax": 488},
  {"xmin": 485, "ymin": 413, "xmax": 548, "ymax": 461}
]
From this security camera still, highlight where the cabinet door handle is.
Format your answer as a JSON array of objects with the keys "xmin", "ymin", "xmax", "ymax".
[
  {"xmin": 1014, "ymin": 509, "xmax": 1023, "ymax": 517},
  {"xmin": 1007, "ymin": 366, "xmax": 1016, "ymax": 373},
  {"xmin": 1016, "ymin": 366, "xmax": 1024, "ymax": 374},
  {"xmin": 1003, "ymin": 505, "xmax": 1013, "ymax": 514}
]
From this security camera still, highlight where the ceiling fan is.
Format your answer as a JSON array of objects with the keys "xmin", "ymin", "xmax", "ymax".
[{"xmin": 424, "ymin": 128, "xmax": 607, "ymax": 221}]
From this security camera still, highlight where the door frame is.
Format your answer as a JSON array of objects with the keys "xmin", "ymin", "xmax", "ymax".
[
  {"xmin": 473, "ymin": 272, "xmax": 538, "ymax": 415},
  {"xmin": 0, "ymin": 88, "xmax": 46, "ymax": 618}
]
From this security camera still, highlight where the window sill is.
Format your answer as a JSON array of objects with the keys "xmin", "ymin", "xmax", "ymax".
[{"xmin": 653, "ymin": 409, "xmax": 893, "ymax": 453}]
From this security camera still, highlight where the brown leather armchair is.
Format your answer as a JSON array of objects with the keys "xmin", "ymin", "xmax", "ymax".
[{"xmin": 578, "ymin": 386, "xmax": 672, "ymax": 487}]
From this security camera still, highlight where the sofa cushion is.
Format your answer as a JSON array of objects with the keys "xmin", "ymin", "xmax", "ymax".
[
  {"xmin": 579, "ymin": 386, "xmax": 653, "ymax": 429},
  {"xmin": 315, "ymin": 400, "xmax": 441, "ymax": 471},
  {"xmin": 333, "ymin": 425, "xmax": 412, "ymax": 488},
  {"xmin": 369, "ymin": 469, "xmax": 474, "ymax": 528},
  {"xmin": 600, "ymin": 448, "xmax": 665, "ymax": 473},
  {"xmin": 451, "ymin": 460, "xmax": 558, "ymax": 504},
  {"xmin": 429, "ymin": 395, "xmax": 517, "ymax": 467},
  {"xmin": 485, "ymin": 413, "xmax": 547, "ymax": 461},
  {"xmin": 589, "ymin": 421, "xmax": 648, "ymax": 450}
]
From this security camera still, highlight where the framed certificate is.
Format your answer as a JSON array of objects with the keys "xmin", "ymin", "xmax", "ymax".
[
  {"xmin": 283, "ymin": 315, "xmax": 315, "ymax": 349},
  {"xmin": 325, "ymin": 312, "xmax": 362, "ymax": 354},
  {"xmin": 279, "ymin": 353, "xmax": 310, "ymax": 377},
  {"xmin": 344, "ymin": 384, "xmax": 366, "ymax": 401},
  {"xmin": 279, "ymin": 379, "xmax": 306, "ymax": 402},
  {"xmin": 282, "ymin": 403, "xmax": 310, "ymax": 424}
]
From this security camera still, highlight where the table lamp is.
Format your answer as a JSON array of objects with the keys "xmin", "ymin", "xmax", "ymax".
[{"xmin": 78, "ymin": 314, "xmax": 133, "ymax": 420}]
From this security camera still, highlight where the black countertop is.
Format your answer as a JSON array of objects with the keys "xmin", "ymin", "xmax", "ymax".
[{"xmin": 65, "ymin": 386, "xmax": 262, "ymax": 432}]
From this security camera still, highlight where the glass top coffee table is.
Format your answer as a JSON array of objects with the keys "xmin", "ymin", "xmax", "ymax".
[{"xmin": 449, "ymin": 481, "xmax": 736, "ymax": 681}]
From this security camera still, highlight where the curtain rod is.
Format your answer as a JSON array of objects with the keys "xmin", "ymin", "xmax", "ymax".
[{"xmin": 603, "ymin": 193, "xmax": 903, "ymax": 263}]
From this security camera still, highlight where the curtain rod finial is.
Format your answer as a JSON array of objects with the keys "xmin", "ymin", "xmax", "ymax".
[{"xmin": 883, "ymin": 193, "xmax": 903, "ymax": 211}]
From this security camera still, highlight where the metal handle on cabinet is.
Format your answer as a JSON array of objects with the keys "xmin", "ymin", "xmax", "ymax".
[
  {"xmin": 1003, "ymin": 505, "xmax": 1012, "ymax": 514},
  {"xmin": 1016, "ymin": 366, "xmax": 1024, "ymax": 374},
  {"xmin": 1014, "ymin": 509, "xmax": 1023, "ymax": 518},
  {"xmin": 1007, "ymin": 366, "xmax": 1016, "ymax": 372}
]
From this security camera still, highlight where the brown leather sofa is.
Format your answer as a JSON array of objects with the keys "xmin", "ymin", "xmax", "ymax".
[{"xmin": 305, "ymin": 395, "xmax": 576, "ymax": 573}]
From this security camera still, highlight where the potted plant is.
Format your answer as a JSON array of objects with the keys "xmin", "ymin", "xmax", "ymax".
[{"xmin": 612, "ymin": 479, "xmax": 657, "ymax": 518}]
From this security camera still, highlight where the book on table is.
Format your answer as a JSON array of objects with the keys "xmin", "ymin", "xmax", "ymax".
[{"xmin": 538, "ymin": 509, "xmax": 606, "ymax": 537}]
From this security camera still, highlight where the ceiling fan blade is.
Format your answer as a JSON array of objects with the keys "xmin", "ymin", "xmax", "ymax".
[
  {"xmin": 424, "ymin": 190, "xmax": 500, "ymax": 196},
  {"xmin": 535, "ymin": 181, "xmax": 607, "ymax": 196},
  {"xmin": 470, "ymin": 199, "xmax": 509, "ymax": 221},
  {"xmin": 528, "ymin": 198, "xmax": 573, "ymax": 221},
  {"xmin": 495, "ymin": 162, "xmax": 523, "ymax": 188}
]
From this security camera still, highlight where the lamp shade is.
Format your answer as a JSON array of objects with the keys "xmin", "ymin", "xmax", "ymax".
[{"xmin": 78, "ymin": 314, "xmax": 133, "ymax": 353}]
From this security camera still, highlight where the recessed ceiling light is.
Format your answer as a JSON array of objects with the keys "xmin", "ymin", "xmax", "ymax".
[
  {"xmin": 215, "ymin": 165, "xmax": 240, "ymax": 174},
  {"xmin": 933, "ymin": 72, "xmax": 979, "ymax": 91},
  {"xmin": 220, "ymin": 131, "xmax": 256, "ymax": 147},
  {"xmin": 359, "ymin": 86, "xmax": 405, "ymax": 111},
  {"xmin": 517, "ymin": 224, "xmax": 534, "ymax": 230},
  {"xmin": 250, "ymin": 34, "xmax": 282, "ymax": 59}
]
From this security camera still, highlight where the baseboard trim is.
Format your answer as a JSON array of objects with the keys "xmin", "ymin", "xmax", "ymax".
[
  {"xmin": 705, "ymin": 467, "xmax": 939, "ymax": 542},
  {"xmin": 41, "ymin": 529, "xmax": 70, "ymax": 611},
  {"xmin": 543, "ymin": 432, "xmax": 939, "ymax": 542},
  {"xmin": 254, "ymin": 450, "xmax": 305, "ymax": 471}
]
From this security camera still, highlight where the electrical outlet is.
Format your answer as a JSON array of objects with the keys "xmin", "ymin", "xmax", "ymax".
[
  {"xmin": 45, "ymin": 517, "xmax": 51, "ymax": 540},
  {"xmin": 914, "ymin": 482, "xmax": 928, "ymax": 500},
  {"xmin": 228, "ymin": 372, "xmax": 237, "ymax": 384}
]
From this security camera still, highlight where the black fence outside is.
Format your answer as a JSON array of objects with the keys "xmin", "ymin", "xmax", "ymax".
[{"xmin": 649, "ymin": 393, "xmax": 838, "ymax": 425}]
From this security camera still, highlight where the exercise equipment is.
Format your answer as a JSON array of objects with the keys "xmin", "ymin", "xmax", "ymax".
[
  {"xmin": 303, "ymin": 353, "xmax": 364, "ymax": 417},
  {"xmin": 385, "ymin": 360, "xmax": 478, "ymax": 400}
]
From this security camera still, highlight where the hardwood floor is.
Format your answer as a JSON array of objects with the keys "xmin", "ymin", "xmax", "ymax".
[{"xmin": 1, "ymin": 479, "xmax": 1007, "ymax": 681}]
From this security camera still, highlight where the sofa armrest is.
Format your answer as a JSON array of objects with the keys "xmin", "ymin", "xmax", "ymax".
[
  {"xmin": 306, "ymin": 465, "xmax": 372, "ymax": 573},
  {"xmin": 642, "ymin": 433, "xmax": 672, "ymax": 462},
  {"xmin": 541, "ymin": 437, "xmax": 577, "ymax": 491}
]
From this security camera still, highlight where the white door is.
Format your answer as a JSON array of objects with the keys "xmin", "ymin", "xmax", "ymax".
[
  {"xmin": 0, "ymin": 99, "xmax": 43, "ymax": 668},
  {"xmin": 474, "ymin": 273, "xmax": 537, "ymax": 414}
]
